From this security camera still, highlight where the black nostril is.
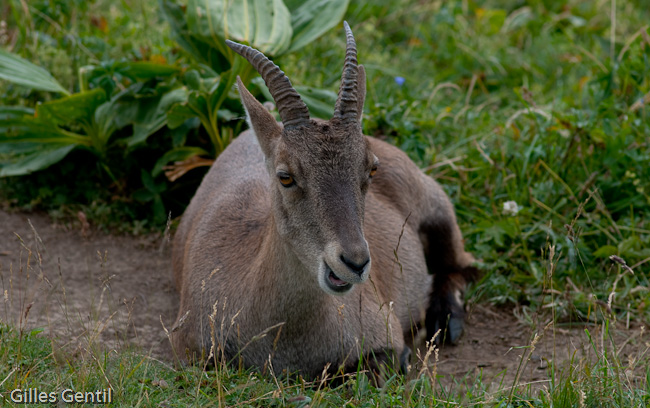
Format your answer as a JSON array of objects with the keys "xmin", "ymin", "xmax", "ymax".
[{"xmin": 340, "ymin": 255, "xmax": 369, "ymax": 275}]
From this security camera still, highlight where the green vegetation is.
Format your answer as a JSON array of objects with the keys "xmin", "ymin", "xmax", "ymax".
[
  {"xmin": 1, "ymin": 0, "xmax": 347, "ymax": 228},
  {"xmin": 1, "ymin": 320, "xmax": 648, "ymax": 407},
  {"xmin": 1, "ymin": 317, "xmax": 648, "ymax": 406},
  {"xmin": 1, "ymin": 0, "xmax": 649, "ymax": 406}
]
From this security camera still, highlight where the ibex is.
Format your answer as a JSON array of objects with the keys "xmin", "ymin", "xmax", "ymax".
[{"xmin": 171, "ymin": 22, "xmax": 477, "ymax": 379}]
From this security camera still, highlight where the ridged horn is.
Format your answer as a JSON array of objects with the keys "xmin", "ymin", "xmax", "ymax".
[
  {"xmin": 333, "ymin": 21, "xmax": 359, "ymax": 122},
  {"xmin": 226, "ymin": 40, "xmax": 310, "ymax": 128}
]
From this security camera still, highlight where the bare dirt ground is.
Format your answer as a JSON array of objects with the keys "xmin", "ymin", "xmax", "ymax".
[
  {"xmin": 0, "ymin": 209, "xmax": 178, "ymax": 361},
  {"xmin": 1, "ymin": 209, "xmax": 647, "ymax": 392}
]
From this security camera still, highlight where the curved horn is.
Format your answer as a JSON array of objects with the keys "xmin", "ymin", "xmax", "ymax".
[
  {"xmin": 333, "ymin": 21, "xmax": 359, "ymax": 122},
  {"xmin": 226, "ymin": 40, "xmax": 310, "ymax": 128}
]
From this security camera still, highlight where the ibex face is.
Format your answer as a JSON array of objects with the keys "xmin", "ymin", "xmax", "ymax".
[
  {"xmin": 227, "ymin": 23, "xmax": 377, "ymax": 295},
  {"xmin": 267, "ymin": 120, "xmax": 378, "ymax": 295}
]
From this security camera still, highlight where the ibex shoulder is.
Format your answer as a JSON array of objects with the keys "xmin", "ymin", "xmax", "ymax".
[{"xmin": 365, "ymin": 137, "xmax": 432, "ymax": 219}]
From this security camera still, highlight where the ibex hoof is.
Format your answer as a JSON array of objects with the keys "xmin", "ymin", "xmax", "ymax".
[
  {"xmin": 399, "ymin": 347, "xmax": 411, "ymax": 374},
  {"xmin": 426, "ymin": 289, "xmax": 465, "ymax": 345}
]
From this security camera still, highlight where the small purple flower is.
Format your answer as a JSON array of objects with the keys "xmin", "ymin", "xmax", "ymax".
[{"xmin": 394, "ymin": 76, "xmax": 405, "ymax": 86}]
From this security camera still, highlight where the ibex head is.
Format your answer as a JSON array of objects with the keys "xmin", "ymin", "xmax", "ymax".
[{"xmin": 227, "ymin": 22, "xmax": 378, "ymax": 296}]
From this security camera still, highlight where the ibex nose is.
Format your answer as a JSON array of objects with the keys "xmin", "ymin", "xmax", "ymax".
[{"xmin": 340, "ymin": 254, "xmax": 370, "ymax": 276}]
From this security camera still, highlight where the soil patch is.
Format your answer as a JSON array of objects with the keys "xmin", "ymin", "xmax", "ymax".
[
  {"xmin": 0, "ymin": 210, "xmax": 178, "ymax": 360},
  {"xmin": 1, "ymin": 210, "xmax": 647, "ymax": 390}
]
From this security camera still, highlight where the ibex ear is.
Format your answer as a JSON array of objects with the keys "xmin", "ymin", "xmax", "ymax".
[
  {"xmin": 236, "ymin": 77, "xmax": 282, "ymax": 157},
  {"xmin": 357, "ymin": 65, "xmax": 366, "ymax": 124}
]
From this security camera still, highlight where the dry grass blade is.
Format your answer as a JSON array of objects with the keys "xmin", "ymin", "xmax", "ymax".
[{"xmin": 163, "ymin": 156, "xmax": 214, "ymax": 182}]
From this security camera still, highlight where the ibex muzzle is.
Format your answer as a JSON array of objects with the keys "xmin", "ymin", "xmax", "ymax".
[{"xmin": 171, "ymin": 22, "xmax": 478, "ymax": 380}]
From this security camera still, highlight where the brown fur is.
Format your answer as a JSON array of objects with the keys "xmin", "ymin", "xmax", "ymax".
[{"xmin": 171, "ymin": 29, "xmax": 476, "ymax": 380}]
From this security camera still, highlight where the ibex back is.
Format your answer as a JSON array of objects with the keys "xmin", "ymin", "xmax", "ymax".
[{"xmin": 171, "ymin": 22, "xmax": 477, "ymax": 379}]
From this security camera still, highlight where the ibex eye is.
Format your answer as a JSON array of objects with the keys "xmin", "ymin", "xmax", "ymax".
[
  {"xmin": 277, "ymin": 172, "xmax": 295, "ymax": 188},
  {"xmin": 369, "ymin": 166, "xmax": 378, "ymax": 178}
]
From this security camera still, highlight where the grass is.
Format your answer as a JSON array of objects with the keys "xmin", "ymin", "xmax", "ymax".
[
  {"xmin": 1, "ymin": 290, "xmax": 648, "ymax": 407},
  {"xmin": 1, "ymin": 0, "xmax": 650, "ymax": 406}
]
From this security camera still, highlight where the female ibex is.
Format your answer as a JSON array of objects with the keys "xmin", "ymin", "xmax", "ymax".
[{"xmin": 171, "ymin": 22, "xmax": 477, "ymax": 379}]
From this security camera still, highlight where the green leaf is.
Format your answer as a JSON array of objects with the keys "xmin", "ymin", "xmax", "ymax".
[
  {"xmin": 92, "ymin": 101, "xmax": 120, "ymax": 149},
  {"xmin": 133, "ymin": 189, "xmax": 155, "ymax": 202},
  {"xmin": 186, "ymin": 0, "xmax": 293, "ymax": 57},
  {"xmin": 287, "ymin": 0, "xmax": 349, "ymax": 53},
  {"xmin": 618, "ymin": 236, "xmax": 650, "ymax": 260},
  {"xmin": 0, "ymin": 107, "xmax": 88, "ymax": 175},
  {"xmin": 161, "ymin": 0, "xmax": 230, "ymax": 72},
  {"xmin": 136, "ymin": 169, "xmax": 168, "ymax": 224},
  {"xmin": 0, "ymin": 144, "xmax": 76, "ymax": 177},
  {"xmin": 140, "ymin": 169, "xmax": 167, "ymax": 194},
  {"xmin": 294, "ymin": 85, "xmax": 337, "ymax": 119},
  {"xmin": 185, "ymin": 70, "xmax": 202, "ymax": 91},
  {"xmin": 152, "ymin": 195, "xmax": 167, "ymax": 224},
  {"xmin": 0, "ymin": 106, "xmax": 34, "ymax": 119},
  {"xmin": 125, "ymin": 87, "xmax": 189, "ymax": 147},
  {"xmin": 282, "ymin": 0, "xmax": 303, "ymax": 11},
  {"xmin": 36, "ymin": 88, "xmax": 107, "ymax": 126},
  {"xmin": 167, "ymin": 103, "xmax": 198, "ymax": 129},
  {"xmin": 593, "ymin": 245, "xmax": 617, "ymax": 258},
  {"xmin": 187, "ymin": 91, "xmax": 209, "ymax": 118},
  {"xmin": 115, "ymin": 61, "xmax": 181, "ymax": 81},
  {"xmin": 0, "ymin": 107, "xmax": 90, "ymax": 146},
  {"xmin": 0, "ymin": 49, "xmax": 70, "ymax": 95},
  {"xmin": 216, "ymin": 109, "xmax": 237, "ymax": 121},
  {"xmin": 477, "ymin": 219, "xmax": 517, "ymax": 247},
  {"xmin": 253, "ymin": 78, "xmax": 336, "ymax": 119}
]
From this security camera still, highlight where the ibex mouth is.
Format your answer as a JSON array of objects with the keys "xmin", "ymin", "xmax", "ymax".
[
  {"xmin": 328, "ymin": 270, "xmax": 348, "ymax": 287},
  {"xmin": 324, "ymin": 263, "xmax": 352, "ymax": 293}
]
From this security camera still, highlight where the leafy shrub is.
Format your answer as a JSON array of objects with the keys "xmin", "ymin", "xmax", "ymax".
[{"xmin": 1, "ymin": 0, "xmax": 349, "ymax": 228}]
